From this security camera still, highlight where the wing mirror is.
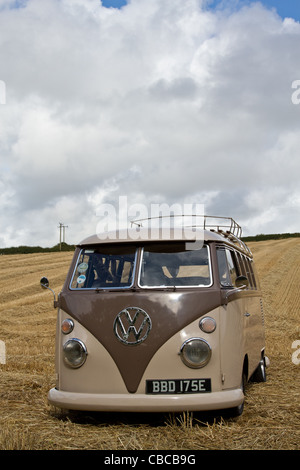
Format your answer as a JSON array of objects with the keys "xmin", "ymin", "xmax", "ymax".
[
  {"xmin": 40, "ymin": 277, "xmax": 57, "ymax": 308},
  {"xmin": 222, "ymin": 275, "xmax": 249, "ymax": 305},
  {"xmin": 40, "ymin": 276, "xmax": 50, "ymax": 288},
  {"xmin": 235, "ymin": 275, "xmax": 249, "ymax": 289}
]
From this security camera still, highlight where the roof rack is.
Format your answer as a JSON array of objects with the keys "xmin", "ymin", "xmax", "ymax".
[
  {"xmin": 130, "ymin": 214, "xmax": 251, "ymax": 255},
  {"xmin": 131, "ymin": 214, "xmax": 242, "ymax": 237}
]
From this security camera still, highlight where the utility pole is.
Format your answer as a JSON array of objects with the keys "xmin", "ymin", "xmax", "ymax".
[
  {"xmin": 58, "ymin": 222, "xmax": 68, "ymax": 250},
  {"xmin": 63, "ymin": 224, "xmax": 68, "ymax": 243}
]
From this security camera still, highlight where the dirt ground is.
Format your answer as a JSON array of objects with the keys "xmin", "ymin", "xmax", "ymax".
[{"xmin": 0, "ymin": 237, "xmax": 299, "ymax": 450}]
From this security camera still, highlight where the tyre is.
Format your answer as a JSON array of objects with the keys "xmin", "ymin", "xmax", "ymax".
[
  {"xmin": 226, "ymin": 372, "xmax": 247, "ymax": 418},
  {"xmin": 251, "ymin": 357, "xmax": 266, "ymax": 383}
]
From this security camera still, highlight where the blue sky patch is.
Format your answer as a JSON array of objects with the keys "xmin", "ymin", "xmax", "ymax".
[
  {"xmin": 207, "ymin": 0, "xmax": 300, "ymax": 21},
  {"xmin": 102, "ymin": 0, "xmax": 127, "ymax": 8},
  {"xmin": 101, "ymin": 0, "xmax": 300, "ymax": 22}
]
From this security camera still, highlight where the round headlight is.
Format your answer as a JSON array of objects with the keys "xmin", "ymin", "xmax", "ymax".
[
  {"xmin": 199, "ymin": 317, "xmax": 216, "ymax": 334},
  {"xmin": 63, "ymin": 338, "xmax": 87, "ymax": 368},
  {"xmin": 180, "ymin": 338, "xmax": 211, "ymax": 369}
]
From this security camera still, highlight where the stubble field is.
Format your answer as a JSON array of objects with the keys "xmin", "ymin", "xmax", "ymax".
[{"xmin": 0, "ymin": 238, "xmax": 299, "ymax": 450}]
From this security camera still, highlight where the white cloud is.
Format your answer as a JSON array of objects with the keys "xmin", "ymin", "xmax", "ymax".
[{"xmin": 0, "ymin": 0, "xmax": 299, "ymax": 247}]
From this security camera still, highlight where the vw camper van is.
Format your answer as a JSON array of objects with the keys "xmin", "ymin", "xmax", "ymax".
[{"xmin": 41, "ymin": 216, "xmax": 267, "ymax": 416}]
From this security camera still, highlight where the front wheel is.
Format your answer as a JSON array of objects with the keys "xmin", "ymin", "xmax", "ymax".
[
  {"xmin": 226, "ymin": 372, "xmax": 247, "ymax": 418},
  {"xmin": 251, "ymin": 357, "xmax": 266, "ymax": 383}
]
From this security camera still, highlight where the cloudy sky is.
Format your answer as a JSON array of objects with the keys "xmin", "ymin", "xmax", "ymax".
[{"xmin": 0, "ymin": 0, "xmax": 299, "ymax": 247}]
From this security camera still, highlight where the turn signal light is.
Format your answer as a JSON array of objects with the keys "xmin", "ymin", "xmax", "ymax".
[
  {"xmin": 199, "ymin": 317, "xmax": 216, "ymax": 334},
  {"xmin": 61, "ymin": 319, "xmax": 74, "ymax": 335}
]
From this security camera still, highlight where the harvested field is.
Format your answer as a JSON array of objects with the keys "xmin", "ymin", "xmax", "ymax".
[{"xmin": 0, "ymin": 238, "xmax": 299, "ymax": 450}]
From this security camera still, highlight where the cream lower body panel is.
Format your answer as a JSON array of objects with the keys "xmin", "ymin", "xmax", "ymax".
[
  {"xmin": 48, "ymin": 387, "xmax": 244, "ymax": 412},
  {"xmin": 52, "ymin": 308, "xmax": 244, "ymax": 412}
]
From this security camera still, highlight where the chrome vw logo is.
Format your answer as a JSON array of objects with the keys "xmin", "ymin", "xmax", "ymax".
[{"xmin": 113, "ymin": 307, "xmax": 152, "ymax": 345}]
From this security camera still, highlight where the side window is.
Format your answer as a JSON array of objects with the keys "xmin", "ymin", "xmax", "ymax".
[
  {"xmin": 243, "ymin": 256, "xmax": 257, "ymax": 289},
  {"xmin": 249, "ymin": 260, "xmax": 257, "ymax": 289},
  {"xmin": 217, "ymin": 248, "xmax": 238, "ymax": 287},
  {"xmin": 217, "ymin": 248, "xmax": 231, "ymax": 287},
  {"xmin": 236, "ymin": 252, "xmax": 246, "ymax": 276},
  {"xmin": 226, "ymin": 249, "xmax": 238, "ymax": 286}
]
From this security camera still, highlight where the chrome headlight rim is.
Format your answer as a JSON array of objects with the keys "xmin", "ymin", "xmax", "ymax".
[
  {"xmin": 180, "ymin": 337, "xmax": 212, "ymax": 369},
  {"xmin": 63, "ymin": 338, "xmax": 87, "ymax": 369}
]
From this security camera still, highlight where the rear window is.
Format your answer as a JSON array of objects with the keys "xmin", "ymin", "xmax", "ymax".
[
  {"xmin": 139, "ymin": 243, "xmax": 212, "ymax": 287},
  {"xmin": 70, "ymin": 246, "xmax": 137, "ymax": 289}
]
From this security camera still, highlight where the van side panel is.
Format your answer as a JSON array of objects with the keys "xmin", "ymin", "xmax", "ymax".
[
  {"xmin": 244, "ymin": 292, "xmax": 265, "ymax": 376},
  {"xmin": 219, "ymin": 300, "xmax": 245, "ymax": 389},
  {"xmin": 220, "ymin": 291, "xmax": 265, "ymax": 387}
]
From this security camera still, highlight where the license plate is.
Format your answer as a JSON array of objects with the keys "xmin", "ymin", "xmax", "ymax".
[{"xmin": 146, "ymin": 378, "xmax": 211, "ymax": 394}]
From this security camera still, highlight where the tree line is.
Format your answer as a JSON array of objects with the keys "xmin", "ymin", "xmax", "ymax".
[
  {"xmin": 0, "ymin": 242, "xmax": 75, "ymax": 255},
  {"xmin": 0, "ymin": 233, "xmax": 299, "ymax": 255},
  {"xmin": 242, "ymin": 232, "xmax": 300, "ymax": 242}
]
